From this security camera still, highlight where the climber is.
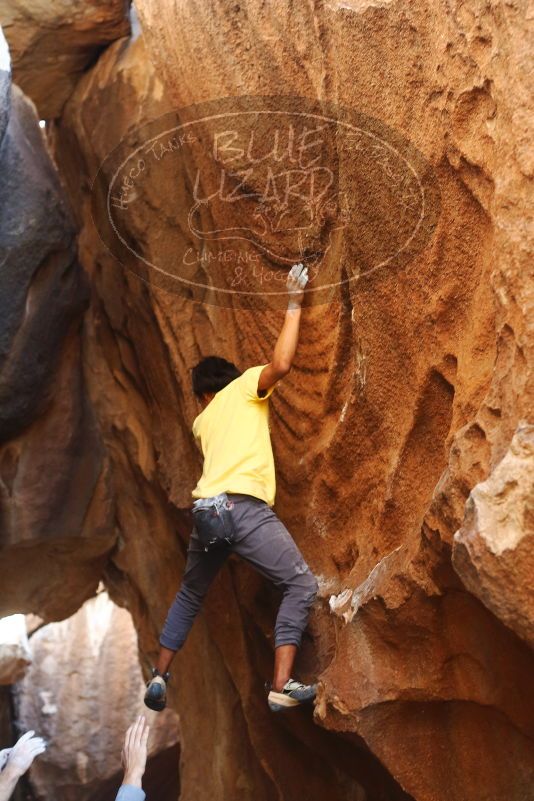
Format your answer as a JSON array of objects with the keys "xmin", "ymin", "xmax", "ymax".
[{"xmin": 144, "ymin": 262, "xmax": 319, "ymax": 714}]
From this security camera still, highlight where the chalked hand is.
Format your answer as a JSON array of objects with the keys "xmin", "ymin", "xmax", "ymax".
[
  {"xmin": 287, "ymin": 263, "xmax": 309, "ymax": 309},
  {"xmin": 5, "ymin": 731, "xmax": 46, "ymax": 777}
]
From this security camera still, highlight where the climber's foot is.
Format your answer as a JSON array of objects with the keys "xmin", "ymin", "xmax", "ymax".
[
  {"xmin": 144, "ymin": 668, "xmax": 170, "ymax": 712},
  {"xmin": 266, "ymin": 678, "xmax": 317, "ymax": 712}
]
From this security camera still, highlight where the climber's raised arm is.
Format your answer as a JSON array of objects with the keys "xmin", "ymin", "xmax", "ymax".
[{"xmin": 257, "ymin": 263, "xmax": 308, "ymax": 393}]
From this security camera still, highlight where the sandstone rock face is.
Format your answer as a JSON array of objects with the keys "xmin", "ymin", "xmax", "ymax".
[
  {"xmin": 15, "ymin": 592, "xmax": 180, "ymax": 801},
  {"xmin": 0, "ymin": 2, "xmax": 532, "ymax": 801},
  {"xmin": 453, "ymin": 421, "xmax": 534, "ymax": 647},
  {"xmin": 1, "ymin": 0, "xmax": 130, "ymax": 118},
  {"xmin": 0, "ymin": 615, "xmax": 30, "ymax": 685},
  {"xmin": 0, "ymin": 27, "xmax": 10, "ymax": 143},
  {"xmin": 0, "ymin": 30, "xmax": 115, "ymax": 621}
]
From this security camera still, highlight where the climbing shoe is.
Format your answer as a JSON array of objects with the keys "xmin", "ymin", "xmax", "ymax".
[
  {"xmin": 266, "ymin": 678, "xmax": 317, "ymax": 712},
  {"xmin": 144, "ymin": 668, "xmax": 170, "ymax": 712}
]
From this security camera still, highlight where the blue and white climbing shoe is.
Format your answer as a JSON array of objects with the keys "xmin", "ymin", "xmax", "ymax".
[
  {"xmin": 144, "ymin": 668, "xmax": 170, "ymax": 712},
  {"xmin": 266, "ymin": 678, "xmax": 317, "ymax": 712}
]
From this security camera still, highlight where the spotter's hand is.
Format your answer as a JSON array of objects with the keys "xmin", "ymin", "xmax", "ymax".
[
  {"xmin": 121, "ymin": 716, "xmax": 150, "ymax": 789},
  {"xmin": 5, "ymin": 731, "xmax": 46, "ymax": 777},
  {"xmin": 287, "ymin": 263, "xmax": 308, "ymax": 309}
]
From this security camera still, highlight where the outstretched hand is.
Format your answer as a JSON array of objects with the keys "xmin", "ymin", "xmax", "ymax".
[
  {"xmin": 121, "ymin": 716, "xmax": 150, "ymax": 789},
  {"xmin": 4, "ymin": 731, "xmax": 46, "ymax": 777},
  {"xmin": 287, "ymin": 263, "xmax": 309, "ymax": 309}
]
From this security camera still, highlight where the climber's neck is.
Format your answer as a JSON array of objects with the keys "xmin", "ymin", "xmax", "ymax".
[{"xmin": 199, "ymin": 392, "xmax": 216, "ymax": 410}]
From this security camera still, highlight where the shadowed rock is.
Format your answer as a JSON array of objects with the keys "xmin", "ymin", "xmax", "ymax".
[{"xmin": 0, "ymin": 36, "xmax": 114, "ymax": 621}]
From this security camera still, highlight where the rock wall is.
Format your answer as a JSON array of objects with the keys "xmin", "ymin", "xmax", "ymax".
[
  {"xmin": 1, "ymin": 0, "xmax": 130, "ymax": 118},
  {"xmin": 0, "ymin": 2, "xmax": 532, "ymax": 801},
  {"xmin": 453, "ymin": 421, "xmax": 534, "ymax": 647},
  {"xmin": 0, "ymin": 26, "xmax": 115, "ymax": 622},
  {"xmin": 15, "ymin": 592, "xmax": 180, "ymax": 801},
  {"xmin": 0, "ymin": 616, "xmax": 30, "ymax": 685}
]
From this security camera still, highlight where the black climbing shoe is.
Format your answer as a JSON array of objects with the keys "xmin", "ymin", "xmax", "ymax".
[
  {"xmin": 265, "ymin": 678, "xmax": 317, "ymax": 712},
  {"xmin": 144, "ymin": 668, "xmax": 170, "ymax": 712}
]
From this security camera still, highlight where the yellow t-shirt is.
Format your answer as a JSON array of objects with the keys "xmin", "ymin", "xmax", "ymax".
[{"xmin": 191, "ymin": 364, "xmax": 278, "ymax": 506}]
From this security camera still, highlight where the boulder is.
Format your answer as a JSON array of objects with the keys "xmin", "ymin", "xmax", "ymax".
[
  {"xmin": 453, "ymin": 421, "xmax": 534, "ymax": 648},
  {"xmin": 0, "ymin": 32, "xmax": 114, "ymax": 622},
  {"xmin": 1, "ymin": 0, "xmax": 129, "ymax": 118},
  {"xmin": 0, "ymin": 615, "xmax": 31, "ymax": 685},
  {"xmin": 0, "ymin": 26, "xmax": 10, "ymax": 143},
  {"xmin": 0, "ymin": 1, "xmax": 532, "ymax": 800},
  {"xmin": 15, "ymin": 592, "xmax": 180, "ymax": 801}
]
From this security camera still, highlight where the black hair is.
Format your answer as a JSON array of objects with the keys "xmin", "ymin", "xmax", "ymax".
[{"xmin": 191, "ymin": 356, "xmax": 242, "ymax": 397}]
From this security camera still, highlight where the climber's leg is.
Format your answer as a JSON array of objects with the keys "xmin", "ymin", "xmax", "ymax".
[
  {"xmin": 159, "ymin": 528, "xmax": 231, "ymax": 654},
  {"xmin": 228, "ymin": 495, "xmax": 319, "ymax": 707},
  {"xmin": 145, "ymin": 528, "xmax": 230, "ymax": 712},
  {"xmin": 273, "ymin": 643, "xmax": 298, "ymax": 692},
  {"xmin": 155, "ymin": 646, "xmax": 176, "ymax": 677}
]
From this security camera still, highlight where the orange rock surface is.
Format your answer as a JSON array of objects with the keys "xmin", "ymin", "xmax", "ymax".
[
  {"xmin": 0, "ymin": 2, "xmax": 532, "ymax": 800},
  {"xmin": 2, "ymin": 0, "xmax": 129, "ymax": 118}
]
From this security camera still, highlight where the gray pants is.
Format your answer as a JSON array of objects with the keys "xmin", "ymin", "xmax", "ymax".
[{"xmin": 160, "ymin": 493, "xmax": 318, "ymax": 651}]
